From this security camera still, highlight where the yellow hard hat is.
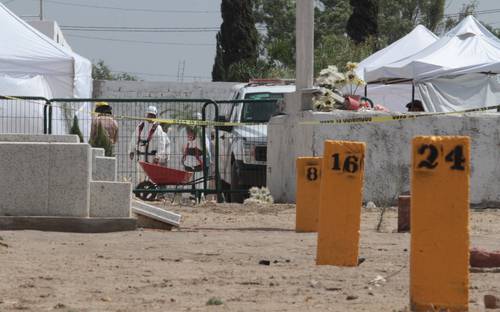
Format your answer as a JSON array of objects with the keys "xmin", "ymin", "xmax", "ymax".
[{"xmin": 95, "ymin": 101, "xmax": 109, "ymax": 107}]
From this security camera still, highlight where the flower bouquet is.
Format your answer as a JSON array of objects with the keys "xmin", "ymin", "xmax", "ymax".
[{"xmin": 313, "ymin": 62, "xmax": 367, "ymax": 112}]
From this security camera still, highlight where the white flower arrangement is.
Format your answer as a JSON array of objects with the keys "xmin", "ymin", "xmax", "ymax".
[
  {"xmin": 313, "ymin": 62, "xmax": 366, "ymax": 112},
  {"xmin": 244, "ymin": 187, "xmax": 274, "ymax": 205}
]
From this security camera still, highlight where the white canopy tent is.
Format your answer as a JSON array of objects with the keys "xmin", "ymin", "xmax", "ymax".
[
  {"xmin": 365, "ymin": 16, "xmax": 500, "ymax": 112},
  {"xmin": 352, "ymin": 25, "xmax": 438, "ymax": 112},
  {"xmin": 0, "ymin": 3, "xmax": 92, "ymax": 135}
]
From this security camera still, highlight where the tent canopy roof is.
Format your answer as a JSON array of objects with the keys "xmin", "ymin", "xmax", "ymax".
[
  {"xmin": 365, "ymin": 16, "xmax": 500, "ymax": 83},
  {"xmin": 357, "ymin": 25, "xmax": 438, "ymax": 80}
]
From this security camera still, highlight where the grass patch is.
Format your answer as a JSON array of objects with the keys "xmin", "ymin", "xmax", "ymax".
[{"xmin": 206, "ymin": 297, "xmax": 223, "ymax": 306}]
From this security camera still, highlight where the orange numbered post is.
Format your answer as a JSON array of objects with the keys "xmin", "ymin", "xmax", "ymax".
[
  {"xmin": 316, "ymin": 140, "xmax": 365, "ymax": 266},
  {"xmin": 411, "ymin": 136, "xmax": 470, "ymax": 311},
  {"xmin": 296, "ymin": 157, "xmax": 322, "ymax": 232}
]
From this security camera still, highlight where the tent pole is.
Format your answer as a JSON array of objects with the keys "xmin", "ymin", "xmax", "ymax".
[
  {"xmin": 364, "ymin": 85, "xmax": 367, "ymax": 97},
  {"xmin": 411, "ymin": 82, "xmax": 415, "ymax": 102},
  {"xmin": 39, "ymin": 0, "xmax": 44, "ymax": 20}
]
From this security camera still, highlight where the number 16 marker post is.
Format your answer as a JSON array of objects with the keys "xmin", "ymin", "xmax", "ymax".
[
  {"xmin": 316, "ymin": 140, "xmax": 365, "ymax": 266},
  {"xmin": 411, "ymin": 136, "xmax": 470, "ymax": 311}
]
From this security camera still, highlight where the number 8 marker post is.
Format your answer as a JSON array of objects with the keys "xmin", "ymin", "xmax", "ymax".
[{"xmin": 296, "ymin": 157, "xmax": 322, "ymax": 232}]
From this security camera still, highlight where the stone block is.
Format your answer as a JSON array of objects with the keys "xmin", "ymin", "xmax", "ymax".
[
  {"xmin": 92, "ymin": 156, "xmax": 117, "ymax": 182},
  {"xmin": 0, "ymin": 143, "xmax": 50, "ymax": 216},
  {"xmin": 91, "ymin": 148, "xmax": 104, "ymax": 181},
  {"xmin": 48, "ymin": 143, "xmax": 91, "ymax": 217},
  {"xmin": 398, "ymin": 195, "xmax": 411, "ymax": 232},
  {"xmin": 92, "ymin": 148, "xmax": 105, "ymax": 157},
  {"xmin": 484, "ymin": 295, "xmax": 500, "ymax": 309},
  {"xmin": 470, "ymin": 248, "xmax": 500, "ymax": 268},
  {"xmin": 90, "ymin": 181, "xmax": 131, "ymax": 217},
  {"xmin": 0, "ymin": 134, "xmax": 79, "ymax": 143}
]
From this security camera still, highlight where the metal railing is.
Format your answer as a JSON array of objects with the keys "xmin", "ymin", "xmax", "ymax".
[{"xmin": 0, "ymin": 96, "xmax": 275, "ymax": 203}]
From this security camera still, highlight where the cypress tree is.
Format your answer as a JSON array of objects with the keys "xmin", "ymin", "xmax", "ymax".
[
  {"xmin": 212, "ymin": 0, "xmax": 259, "ymax": 82},
  {"xmin": 346, "ymin": 0, "xmax": 378, "ymax": 43},
  {"xmin": 69, "ymin": 115, "xmax": 84, "ymax": 143},
  {"xmin": 212, "ymin": 33, "xmax": 226, "ymax": 81}
]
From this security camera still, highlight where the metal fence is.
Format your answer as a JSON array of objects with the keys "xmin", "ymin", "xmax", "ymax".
[{"xmin": 0, "ymin": 96, "xmax": 274, "ymax": 203}]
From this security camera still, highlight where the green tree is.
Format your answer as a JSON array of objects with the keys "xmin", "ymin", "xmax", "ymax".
[
  {"xmin": 377, "ymin": 0, "xmax": 446, "ymax": 45},
  {"xmin": 69, "ymin": 115, "xmax": 84, "ymax": 143},
  {"xmin": 92, "ymin": 60, "xmax": 138, "ymax": 81},
  {"xmin": 89, "ymin": 123, "xmax": 113, "ymax": 157},
  {"xmin": 254, "ymin": 0, "xmax": 352, "ymax": 70},
  {"xmin": 346, "ymin": 0, "xmax": 378, "ymax": 43},
  {"xmin": 443, "ymin": 1, "xmax": 477, "ymax": 31},
  {"xmin": 92, "ymin": 60, "xmax": 113, "ymax": 80},
  {"xmin": 212, "ymin": 0, "xmax": 259, "ymax": 82},
  {"xmin": 212, "ymin": 33, "xmax": 226, "ymax": 81},
  {"xmin": 421, "ymin": 0, "xmax": 445, "ymax": 32},
  {"xmin": 227, "ymin": 59, "xmax": 294, "ymax": 81},
  {"xmin": 254, "ymin": 0, "xmax": 296, "ymax": 67}
]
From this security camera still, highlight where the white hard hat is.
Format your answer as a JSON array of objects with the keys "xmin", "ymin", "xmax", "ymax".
[{"xmin": 146, "ymin": 106, "xmax": 157, "ymax": 116}]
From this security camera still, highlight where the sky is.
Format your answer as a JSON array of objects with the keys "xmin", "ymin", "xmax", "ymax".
[{"xmin": 1, "ymin": 0, "xmax": 499, "ymax": 82}]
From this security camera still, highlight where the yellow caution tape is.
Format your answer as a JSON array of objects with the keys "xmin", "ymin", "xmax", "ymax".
[
  {"xmin": 300, "ymin": 105, "xmax": 500, "ymax": 126},
  {"xmin": 2, "ymin": 95, "xmax": 498, "ymax": 127},
  {"xmin": 110, "ymin": 114, "xmax": 266, "ymax": 127}
]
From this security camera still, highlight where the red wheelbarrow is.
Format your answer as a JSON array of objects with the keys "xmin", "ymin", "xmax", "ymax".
[{"xmin": 134, "ymin": 161, "xmax": 195, "ymax": 201}]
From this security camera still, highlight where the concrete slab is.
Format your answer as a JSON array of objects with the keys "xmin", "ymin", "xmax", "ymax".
[
  {"xmin": 0, "ymin": 134, "xmax": 79, "ymax": 143},
  {"xmin": 0, "ymin": 142, "xmax": 50, "ymax": 216},
  {"xmin": 92, "ymin": 156, "xmax": 117, "ymax": 181},
  {"xmin": 132, "ymin": 200, "xmax": 181, "ymax": 227},
  {"xmin": 133, "ymin": 213, "xmax": 174, "ymax": 230},
  {"xmin": 48, "ymin": 143, "xmax": 91, "ymax": 217},
  {"xmin": 90, "ymin": 181, "xmax": 131, "ymax": 217},
  {"xmin": 0, "ymin": 216, "xmax": 136, "ymax": 233}
]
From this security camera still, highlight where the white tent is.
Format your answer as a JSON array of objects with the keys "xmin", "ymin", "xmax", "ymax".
[
  {"xmin": 0, "ymin": 3, "xmax": 92, "ymax": 98},
  {"xmin": 365, "ymin": 16, "xmax": 500, "ymax": 112},
  {"xmin": 352, "ymin": 25, "xmax": 438, "ymax": 112},
  {"xmin": 0, "ymin": 3, "xmax": 92, "ymax": 135}
]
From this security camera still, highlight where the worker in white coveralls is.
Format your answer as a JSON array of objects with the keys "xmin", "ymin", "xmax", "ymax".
[{"xmin": 128, "ymin": 106, "xmax": 170, "ymax": 168}]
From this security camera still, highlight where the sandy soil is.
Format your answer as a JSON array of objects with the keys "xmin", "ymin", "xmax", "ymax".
[{"xmin": 0, "ymin": 203, "xmax": 499, "ymax": 312}]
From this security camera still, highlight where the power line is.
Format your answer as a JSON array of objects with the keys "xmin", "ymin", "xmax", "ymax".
[
  {"xmin": 61, "ymin": 25, "xmax": 266, "ymax": 33},
  {"xmin": 444, "ymin": 8, "xmax": 500, "ymax": 17},
  {"xmin": 38, "ymin": 0, "xmax": 219, "ymax": 14},
  {"xmin": 61, "ymin": 26, "xmax": 222, "ymax": 33},
  {"xmin": 66, "ymin": 34, "xmax": 215, "ymax": 46}
]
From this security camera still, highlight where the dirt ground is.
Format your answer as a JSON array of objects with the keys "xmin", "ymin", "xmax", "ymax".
[{"xmin": 0, "ymin": 203, "xmax": 499, "ymax": 312}]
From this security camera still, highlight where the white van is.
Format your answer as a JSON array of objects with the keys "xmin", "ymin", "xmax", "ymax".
[{"xmin": 218, "ymin": 80, "xmax": 295, "ymax": 202}]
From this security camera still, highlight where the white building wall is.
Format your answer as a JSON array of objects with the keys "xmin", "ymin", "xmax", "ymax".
[
  {"xmin": 268, "ymin": 111, "xmax": 500, "ymax": 207},
  {"xmin": 28, "ymin": 20, "xmax": 72, "ymax": 50}
]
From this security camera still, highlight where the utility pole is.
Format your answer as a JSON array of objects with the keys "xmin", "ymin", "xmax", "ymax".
[{"xmin": 296, "ymin": 0, "xmax": 314, "ymax": 90}]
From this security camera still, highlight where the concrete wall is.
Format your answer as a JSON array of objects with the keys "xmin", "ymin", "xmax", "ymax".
[
  {"xmin": 0, "ymin": 134, "xmax": 79, "ymax": 143},
  {"xmin": 268, "ymin": 111, "xmax": 500, "ymax": 207},
  {"xmin": 93, "ymin": 80, "xmax": 239, "ymax": 100}
]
